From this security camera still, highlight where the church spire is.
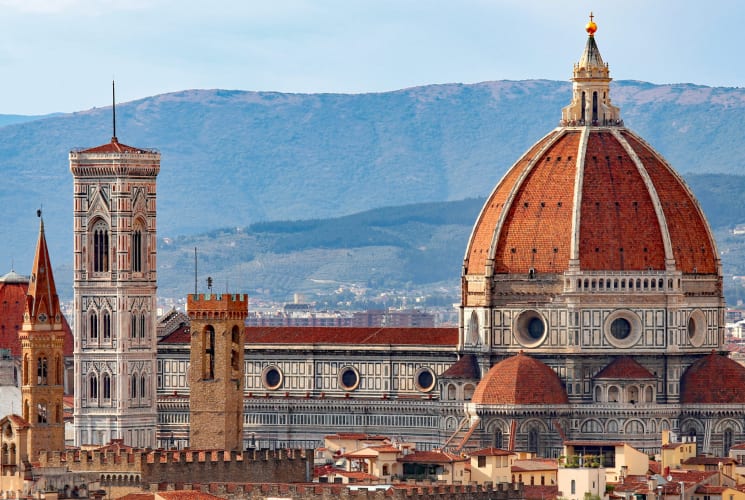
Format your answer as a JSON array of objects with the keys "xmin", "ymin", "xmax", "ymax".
[
  {"xmin": 561, "ymin": 13, "xmax": 621, "ymax": 126},
  {"xmin": 24, "ymin": 210, "xmax": 61, "ymax": 329}
]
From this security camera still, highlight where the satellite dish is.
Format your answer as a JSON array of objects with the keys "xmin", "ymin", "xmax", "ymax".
[{"xmin": 667, "ymin": 475, "xmax": 673, "ymax": 482}]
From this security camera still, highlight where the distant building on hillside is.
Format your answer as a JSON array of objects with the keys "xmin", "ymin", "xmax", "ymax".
[
  {"xmin": 244, "ymin": 308, "xmax": 435, "ymax": 327},
  {"xmin": 352, "ymin": 310, "xmax": 435, "ymax": 328}
]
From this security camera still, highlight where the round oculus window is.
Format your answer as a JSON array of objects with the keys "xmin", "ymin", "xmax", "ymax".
[
  {"xmin": 415, "ymin": 368, "xmax": 436, "ymax": 392},
  {"xmin": 603, "ymin": 310, "xmax": 642, "ymax": 348},
  {"xmin": 514, "ymin": 310, "xmax": 548, "ymax": 348},
  {"xmin": 610, "ymin": 318, "xmax": 631, "ymax": 340},
  {"xmin": 688, "ymin": 309, "xmax": 707, "ymax": 347},
  {"xmin": 339, "ymin": 366, "xmax": 360, "ymax": 391},
  {"xmin": 261, "ymin": 366, "xmax": 283, "ymax": 391}
]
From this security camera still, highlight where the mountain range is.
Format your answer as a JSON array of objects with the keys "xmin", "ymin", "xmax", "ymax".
[{"xmin": 3, "ymin": 80, "xmax": 745, "ymax": 303}]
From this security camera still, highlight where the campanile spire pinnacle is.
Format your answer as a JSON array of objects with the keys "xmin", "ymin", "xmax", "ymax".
[
  {"xmin": 560, "ymin": 14, "xmax": 621, "ymax": 126},
  {"xmin": 24, "ymin": 211, "xmax": 61, "ymax": 329}
]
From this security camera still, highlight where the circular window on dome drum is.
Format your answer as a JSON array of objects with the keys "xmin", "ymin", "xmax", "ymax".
[
  {"xmin": 261, "ymin": 365, "xmax": 283, "ymax": 391},
  {"xmin": 514, "ymin": 310, "xmax": 548, "ymax": 348},
  {"xmin": 603, "ymin": 310, "xmax": 642, "ymax": 348},
  {"xmin": 687, "ymin": 309, "xmax": 707, "ymax": 348},
  {"xmin": 415, "ymin": 367, "xmax": 436, "ymax": 393},
  {"xmin": 339, "ymin": 366, "xmax": 360, "ymax": 391}
]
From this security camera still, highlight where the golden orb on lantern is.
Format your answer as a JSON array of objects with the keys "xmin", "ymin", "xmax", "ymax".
[{"xmin": 586, "ymin": 12, "xmax": 597, "ymax": 35}]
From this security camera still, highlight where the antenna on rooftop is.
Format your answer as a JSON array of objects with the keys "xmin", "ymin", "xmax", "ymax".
[
  {"xmin": 194, "ymin": 247, "xmax": 198, "ymax": 296},
  {"xmin": 112, "ymin": 80, "xmax": 118, "ymax": 142}
]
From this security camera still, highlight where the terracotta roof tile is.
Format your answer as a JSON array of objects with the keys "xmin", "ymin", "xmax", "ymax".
[
  {"xmin": 680, "ymin": 352, "xmax": 745, "ymax": 403},
  {"xmin": 78, "ymin": 138, "xmax": 153, "ymax": 154},
  {"xmin": 8, "ymin": 414, "xmax": 30, "ymax": 429},
  {"xmin": 463, "ymin": 127, "xmax": 718, "ymax": 288},
  {"xmin": 594, "ymin": 356, "xmax": 655, "ymax": 379},
  {"xmin": 159, "ymin": 324, "xmax": 191, "ymax": 344},
  {"xmin": 682, "ymin": 457, "xmax": 737, "ymax": 466},
  {"xmin": 523, "ymin": 485, "xmax": 559, "ymax": 500},
  {"xmin": 0, "ymin": 278, "xmax": 73, "ymax": 357},
  {"xmin": 244, "ymin": 326, "xmax": 457, "ymax": 346},
  {"xmin": 472, "ymin": 352, "xmax": 568, "ymax": 405},
  {"xmin": 160, "ymin": 326, "xmax": 456, "ymax": 347},
  {"xmin": 465, "ymin": 131, "xmax": 562, "ymax": 276},
  {"xmin": 493, "ymin": 131, "xmax": 579, "ymax": 274},
  {"xmin": 622, "ymin": 131, "xmax": 717, "ymax": 275},
  {"xmin": 440, "ymin": 353, "xmax": 480, "ymax": 379},
  {"xmin": 470, "ymin": 447, "xmax": 514, "ymax": 457},
  {"xmin": 157, "ymin": 491, "xmax": 224, "ymax": 500},
  {"xmin": 579, "ymin": 131, "xmax": 666, "ymax": 271},
  {"xmin": 397, "ymin": 450, "xmax": 465, "ymax": 464}
]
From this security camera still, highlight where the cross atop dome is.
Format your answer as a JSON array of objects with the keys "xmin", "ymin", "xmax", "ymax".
[{"xmin": 560, "ymin": 13, "xmax": 622, "ymax": 127}]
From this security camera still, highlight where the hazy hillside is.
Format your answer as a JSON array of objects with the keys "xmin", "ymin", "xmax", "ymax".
[
  {"xmin": 149, "ymin": 179, "xmax": 745, "ymax": 306},
  {"xmin": 4, "ymin": 80, "xmax": 745, "ymax": 301}
]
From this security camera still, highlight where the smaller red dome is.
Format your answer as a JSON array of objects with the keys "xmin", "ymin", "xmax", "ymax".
[
  {"xmin": 472, "ymin": 352, "xmax": 568, "ymax": 405},
  {"xmin": 680, "ymin": 353, "xmax": 745, "ymax": 404}
]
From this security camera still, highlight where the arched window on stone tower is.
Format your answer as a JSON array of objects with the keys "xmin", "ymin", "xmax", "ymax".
[
  {"xmin": 592, "ymin": 91, "xmax": 598, "ymax": 123},
  {"xmin": 102, "ymin": 373, "xmax": 111, "ymax": 400},
  {"xmin": 37, "ymin": 401, "xmax": 47, "ymax": 424},
  {"xmin": 131, "ymin": 312, "xmax": 137, "ymax": 338},
  {"xmin": 37, "ymin": 356, "xmax": 48, "ymax": 385},
  {"xmin": 89, "ymin": 373, "xmax": 98, "ymax": 400},
  {"xmin": 131, "ymin": 226, "xmax": 143, "ymax": 273},
  {"xmin": 103, "ymin": 310, "xmax": 111, "ymax": 340},
  {"xmin": 231, "ymin": 325, "xmax": 241, "ymax": 374},
  {"xmin": 89, "ymin": 311, "xmax": 98, "ymax": 340},
  {"xmin": 202, "ymin": 325, "xmax": 215, "ymax": 380},
  {"xmin": 92, "ymin": 220, "xmax": 110, "ymax": 273}
]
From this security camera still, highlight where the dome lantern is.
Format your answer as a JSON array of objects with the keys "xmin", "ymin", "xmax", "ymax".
[{"xmin": 561, "ymin": 14, "xmax": 621, "ymax": 126}]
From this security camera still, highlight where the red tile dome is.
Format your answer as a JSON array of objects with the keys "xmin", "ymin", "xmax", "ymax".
[
  {"xmin": 471, "ymin": 352, "xmax": 568, "ymax": 405},
  {"xmin": 462, "ymin": 20, "xmax": 718, "ymax": 283},
  {"xmin": 680, "ymin": 352, "xmax": 745, "ymax": 404},
  {"xmin": 463, "ymin": 128, "xmax": 717, "ymax": 277}
]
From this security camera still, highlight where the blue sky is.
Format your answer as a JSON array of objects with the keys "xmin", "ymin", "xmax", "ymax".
[{"xmin": 0, "ymin": 0, "xmax": 742, "ymax": 115}]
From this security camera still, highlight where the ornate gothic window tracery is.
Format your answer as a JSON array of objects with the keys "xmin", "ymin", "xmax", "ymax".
[{"xmin": 92, "ymin": 220, "xmax": 110, "ymax": 273}]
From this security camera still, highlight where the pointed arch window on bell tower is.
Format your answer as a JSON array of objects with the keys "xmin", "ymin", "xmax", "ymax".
[
  {"xmin": 37, "ymin": 356, "xmax": 48, "ymax": 385},
  {"xmin": 132, "ymin": 226, "xmax": 143, "ymax": 273},
  {"xmin": 103, "ymin": 310, "xmax": 111, "ymax": 340},
  {"xmin": 92, "ymin": 220, "xmax": 110, "ymax": 273}
]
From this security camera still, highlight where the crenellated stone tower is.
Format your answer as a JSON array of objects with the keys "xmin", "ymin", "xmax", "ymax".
[
  {"xmin": 70, "ymin": 134, "xmax": 160, "ymax": 447},
  {"xmin": 187, "ymin": 293, "xmax": 248, "ymax": 450},
  {"xmin": 19, "ymin": 215, "xmax": 66, "ymax": 457}
]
